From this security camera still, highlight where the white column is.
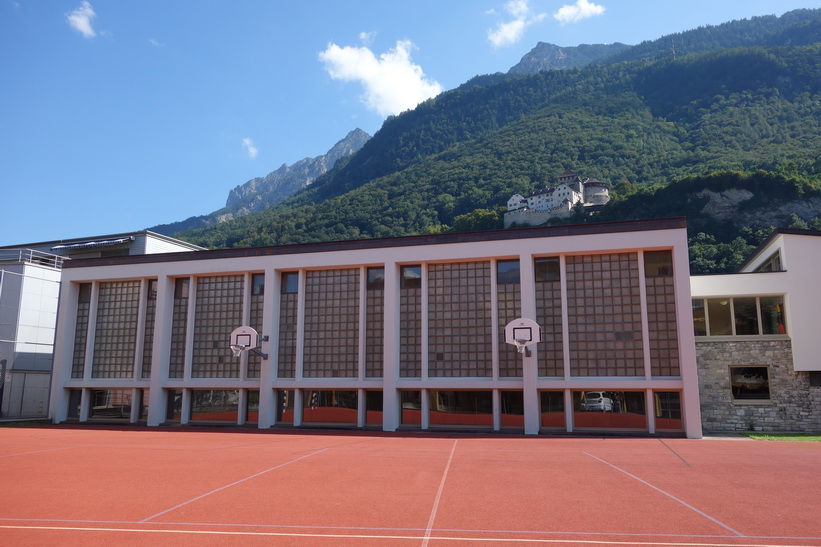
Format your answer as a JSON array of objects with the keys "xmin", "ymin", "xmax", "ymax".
[
  {"xmin": 673, "ymin": 241, "xmax": 703, "ymax": 439},
  {"xmin": 79, "ymin": 387, "xmax": 90, "ymax": 422},
  {"xmin": 293, "ymin": 388, "xmax": 303, "ymax": 426},
  {"xmin": 421, "ymin": 388, "xmax": 430, "ymax": 430},
  {"xmin": 258, "ymin": 269, "xmax": 277, "ymax": 428},
  {"xmin": 183, "ymin": 278, "xmax": 197, "ymax": 380},
  {"xmin": 133, "ymin": 279, "xmax": 149, "ymax": 383},
  {"xmin": 147, "ymin": 276, "xmax": 174, "ymax": 426},
  {"xmin": 492, "ymin": 389, "xmax": 501, "ymax": 431},
  {"xmin": 564, "ymin": 389, "xmax": 574, "ymax": 433},
  {"xmin": 646, "ymin": 390, "xmax": 656, "ymax": 434},
  {"xmin": 181, "ymin": 388, "xmax": 191, "ymax": 424},
  {"xmin": 50, "ymin": 281, "xmax": 79, "ymax": 423},
  {"xmin": 130, "ymin": 388, "xmax": 141, "ymax": 423},
  {"xmin": 357, "ymin": 388, "xmax": 366, "ymax": 428},
  {"xmin": 82, "ymin": 282, "xmax": 99, "ymax": 382},
  {"xmin": 519, "ymin": 254, "xmax": 539, "ymax": 435},
  {"xmin": 382, "ymin": 262, "xmax": 400, "ymax": 431}
]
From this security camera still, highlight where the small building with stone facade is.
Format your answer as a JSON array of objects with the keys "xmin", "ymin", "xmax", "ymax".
[
  {"xmin": 690, "ymin": 228, "xmax": 821, "ymax": 432},
  {"xmin": 504, "ymin": 170, "xmax": 611, "ymax": 228}
]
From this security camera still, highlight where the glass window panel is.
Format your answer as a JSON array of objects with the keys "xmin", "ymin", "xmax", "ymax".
[
  {"xmin": 540, "ymin": 391, "xmax": 565, "ymax": 429},
  {"xmin": 174, "ymin": 278, "xmax": 189, "ymax": 299},
  {"xmin": 429, "ymin": 391, "xmax": 492, "ymax": 427},
  {"xmin": 303, "ymin": 390, "xmax": 358, "ymax": 424},
  {"xmin": 366, "ymin": 391, "xmax": 383, "ymax": 425},
  {"xmin": 246, "ymin": 390, "xmax": 260, "ymax": 423},
  {"xmin": 654, "ymin": 391, "xmax": 683, "ymax": 431},
  {"xmin": 367, "ymin": 267, "xmax": 385, "ymax": 290},
  {"xmin": 400, "ymin": 391, "xmax": 422, "ymax": 427},
  {"xmin": 166, "ymin": 390, "xmax": 182, "ymax": 422},
  {"xmin": 89, "ymin": 389, "xmax": 132, "ymax": 420},
  {"xmin": 730, "ymin": 366, "xmax": 770, "ymax": 400},
  {"xmin": 707, "ymin": 299, "xmax": 732, "ymax": 335},
  {"xmin": 497, "ymin": 260, "xmax": 520, "ymax": 284},
  {"xmin": 534, "ymin": 257, "xmax": 560, "ymax": 282},
  {"xmin": 760, "ymin": 296, "xmax": 786, "ymax": 335},
  {"xmin": 573, "ymin": 390, "xmax": 647, "ymax": 430},
  {"xmin": 252, "ymin": 274, "xmax": 265, "ymax": 296},
  {"xmin": 692, "ymin": 299, "xmax": 707, "ymax": 336},
  {"xmin": 281, "ymin": 272, "xmax": 299, "ymax": 294},
  {"xmin": 78, "ymin": 283, "xmax": 92, "ymax": 304},
  {"xmin": 733, "ymin": 298, "xmax": 759, "ymax": 335},
  {"xmin": 500, "ymin": 391, "xmax": 524, "ymax": 428},
  {"xmin": 277, "ymin": 390, "xmax": 295, "ymax": 423},
  {"xmin": 644, "ymin": 250, "xmax": 673, "ymax": 277},
  {"xmin": 401, "ymin": 265, "xmax": 422, "ymax": 289},
  {"xmin": 190, "ymin": 390, "xmax": 239, "ymax": 422}
]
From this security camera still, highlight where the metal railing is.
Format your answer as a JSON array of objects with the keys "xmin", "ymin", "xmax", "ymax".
[{"xmin": 0, "ymin": 249, "xmax": 68, "ymax": 269}]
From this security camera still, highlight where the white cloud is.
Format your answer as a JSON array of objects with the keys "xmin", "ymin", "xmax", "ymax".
[
  {"xmin": 319, "ymin": 39, "xmax": 442, "ymax": 118},
  {"xmin": 149, "ymin": 38, "xmax": 162, "ymax": 47},
  {"xmin": 242, "ymin": 138, "xmax": 258, "ymax": 159},
  {"xmin": 488, "ymin": 0, "xmax": 546, "ymax": 48},
  {"xmin": 358, "ymin": 31, "xmax": 376, "ymax": 47},
  {"xmin": 553, "ymin": 0, "xmax": 606, "ymax": 25},
  {"xmin": 66, "ymin": 1, "xmax": 97, "ymax": 39}
]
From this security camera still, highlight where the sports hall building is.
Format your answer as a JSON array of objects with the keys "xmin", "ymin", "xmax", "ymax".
[{"xmin": 48, "ymin": 218, "xmax": 703, "ymax": 437}]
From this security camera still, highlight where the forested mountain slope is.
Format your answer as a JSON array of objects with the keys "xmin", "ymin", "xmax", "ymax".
[
  {"xmin": 172, "ymin": 10, "xmax": 821, "ymax": 273},
  {"xmin": 177, "ymin": 44, "xmax": 821, "ymax": 249}
]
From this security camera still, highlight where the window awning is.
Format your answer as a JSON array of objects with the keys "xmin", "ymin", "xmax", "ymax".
[{"xmin": 51, "ymin": 236, "xmax": 134, "ymax": 251}]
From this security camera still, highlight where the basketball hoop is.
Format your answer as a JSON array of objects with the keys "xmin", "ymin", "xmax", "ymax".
[
  {"xmin": 504, "ymin": 318, "xmax": 542, "ymax": 357},
  {"xmin": 228, "ymin": 326, "xmax": 268, "ymax": 360}
]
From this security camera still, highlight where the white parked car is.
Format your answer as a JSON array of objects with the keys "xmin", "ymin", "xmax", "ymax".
[{"xmin": 583, "ymin": 391, "xmax": 613, "ymax": 412}]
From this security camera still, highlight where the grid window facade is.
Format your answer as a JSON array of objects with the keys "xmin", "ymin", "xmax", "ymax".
[
  {"xmin": 497, "ymin": 279, "xmax": 522, "ymax": 378},
  {"xmin": 303, "ymin": 269, "xmax": 360, "ymax": 378},
  {"xmin": 646, "ymin": 275, "xmax": 680, "ymax": 376},
  {"xmin": 92, "ymin": 280, "xmax": 140, "ymax": 378},
  {"xmin": 192, "ymin": 275, "xmax": 244, "ymax": 378},
  {"xmin": 535, "ymin": 258, "xmax": 564, "ymax": 377},
  {"xmin": 141, "ymin": 280, "xmax": 157, "ymax": 378},
  {"xmin": 277, "ymin": 291, "xmax": 298, "ymax": 379},
  {"xmin": 247, "ymin": 274, "xmax": 264, "ymax": 379},
  {"xmin": 169, "ymin": 278, "xmax": 189, "ymax": 379},
  {"xmin": 566, "ymin": 253, "xmax": 644, "ymax": 377},
  {"xmin": 365, "ymin": 268, "xmax": 384, "ymax": 378},
  {"xmin": 71, "ymin": 283, "xmax": 92, "ymax": 378},
  {"xmin": 428, "ymin": 262, "xmax": 493, "ymax": 378},
  {"xmin": 400, "ymin": 270, "xmax": 422, "ymax": 378}
]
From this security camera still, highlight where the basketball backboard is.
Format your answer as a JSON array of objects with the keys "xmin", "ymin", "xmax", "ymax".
[{"xmin": 504, "ymin": 318, "xmax": 542, "ymax": 354}]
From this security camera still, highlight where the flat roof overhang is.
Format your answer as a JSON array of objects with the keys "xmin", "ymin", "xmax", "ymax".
[{"xmin": 63, "ymin": 217, "xmax": 687, "ymax": 269}]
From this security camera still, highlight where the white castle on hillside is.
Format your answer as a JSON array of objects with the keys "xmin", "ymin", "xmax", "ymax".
[{"xmin": 504, "ymin": 169, "xmax": 611, "ymax": 227}]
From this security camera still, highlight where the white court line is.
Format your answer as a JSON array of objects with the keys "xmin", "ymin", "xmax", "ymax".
[
  {"xmin": 0, "ymin": 446, "xmax": 82, "ymax": 458},
  {"xmin": 582, "ymin": 452, "xmax": 744, "ymax": 537},
  {"xmin": 140, "ymin": 447, "xmax": 331, "ymax": 523},
  {"xmin": 0, "ymin": 524, "xmax": 813, "ymax": 546},
  {"xmin": 422, "ymin": 439, "xmax": 457, "ymax": 547}
]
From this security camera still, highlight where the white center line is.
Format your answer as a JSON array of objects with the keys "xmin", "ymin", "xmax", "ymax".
[{"xmin": 422, "ymin": 439, "xmax": 457, "ymax": 547}]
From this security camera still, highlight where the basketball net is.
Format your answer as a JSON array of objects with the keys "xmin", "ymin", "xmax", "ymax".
[
  {"xmin": 230, "ymin": 345, "xmax": 246, "ymax": 358},
  {"xmin": 514, "ymin": 339, "xmax": 528, "ymax": 354}
]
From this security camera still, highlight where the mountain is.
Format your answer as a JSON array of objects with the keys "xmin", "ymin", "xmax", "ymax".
[
  {"xmin": 169, "ymin": 9, "xmax": 821, "ymax": 272},
  {"xmin": 225, "ymin": 128, "xmax": 371, "ymax": 215},
  {"xmin": 508, "ymin": 42, "xmax": 630, "ymax": 74},
  {"xmin": 149, "ymin": 128, "xmax": 370, "ymax": 235}
]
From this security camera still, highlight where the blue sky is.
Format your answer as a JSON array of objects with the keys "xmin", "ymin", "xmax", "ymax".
[{"xmin": 1, "ymin": 0, "xmax": 818, "ymax": 246}]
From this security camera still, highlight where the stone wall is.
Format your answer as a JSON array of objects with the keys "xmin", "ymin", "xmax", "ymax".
[{"xmin": 696, "ymin": 340, "xmax": 821, "ymax": 432}]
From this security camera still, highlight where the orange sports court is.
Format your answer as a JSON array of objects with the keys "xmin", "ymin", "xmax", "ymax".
[{"xmin": 1, "ymin": 425, "xmax": 819, "ymax": 546}]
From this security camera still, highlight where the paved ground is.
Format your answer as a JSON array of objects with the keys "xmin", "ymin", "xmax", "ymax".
[{"xmin": 1, "ymin": 425, "xmax": 819, "ymax": 546}]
